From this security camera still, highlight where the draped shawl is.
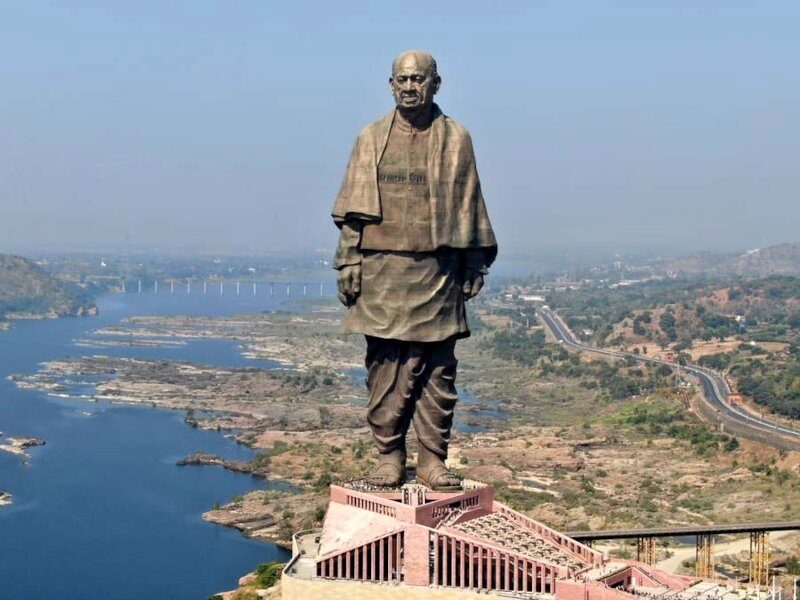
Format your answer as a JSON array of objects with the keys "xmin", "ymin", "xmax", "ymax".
[{"xmin": 331, "ymin": 105, "xmax": 497, "ymax": 266}]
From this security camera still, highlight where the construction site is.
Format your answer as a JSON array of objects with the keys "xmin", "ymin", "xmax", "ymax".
[{"xmin": 281, "ymin": 482, "xmax": 769, "ymax": 600}]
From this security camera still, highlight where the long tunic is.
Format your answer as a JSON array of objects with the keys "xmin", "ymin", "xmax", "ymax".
[
  {"xmin": 337, "ymin": 119, "xmax": 476, "ymax": 342},
  {"xmin": 333, "ymin": 111, "xmax": 495, "ymax": 342}
]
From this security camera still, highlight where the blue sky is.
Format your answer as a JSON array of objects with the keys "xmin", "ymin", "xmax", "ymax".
[{"xmin": 1, "ymin": 1, "xmax": 798, "ymax": 258}]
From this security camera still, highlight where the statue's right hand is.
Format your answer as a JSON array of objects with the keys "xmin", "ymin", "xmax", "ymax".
[{"xmin": 337, "ymin": 264, "xmax": 362, "ymax": 307}]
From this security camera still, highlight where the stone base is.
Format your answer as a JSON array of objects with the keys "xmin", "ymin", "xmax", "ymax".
[
  {"xmin": 283, "ymin": 576, "xmax": 507, "ymax": 599},
  {"xmin": 282, "ymin": 482, "xmax": 760, "ymax": 600}
]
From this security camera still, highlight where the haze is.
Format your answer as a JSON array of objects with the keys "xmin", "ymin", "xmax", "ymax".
[{"xmin": 1, "ymin": 2, "xmax": 798, "ymax": 258}]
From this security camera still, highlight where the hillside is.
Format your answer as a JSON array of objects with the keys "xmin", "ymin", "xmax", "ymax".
[
  {"xmin": 0, "ymin": 254, "xmax": 97, "ymax": 322},
  {"xmin": 549, "ymin": 276, "xmax": 800, "ymax": 419},
  {"xmin": 667, "ymin": 242, "xmax": 800, "ymax": 277}
]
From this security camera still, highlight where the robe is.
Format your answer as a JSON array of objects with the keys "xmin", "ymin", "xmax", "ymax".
[{"xmin": 332, "ymin": 106, "xmax": 497, "ymax": 342}]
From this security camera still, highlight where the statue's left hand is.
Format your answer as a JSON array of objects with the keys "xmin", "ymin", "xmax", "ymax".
[{"xmin": 462, "ymin": 270, "xmax": 484, "ymax": 301}]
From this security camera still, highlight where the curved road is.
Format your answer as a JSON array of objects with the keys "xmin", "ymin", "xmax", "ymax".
[{"xmin": 537, "ymin": 307, "xmax": 800, "ymax": 445}]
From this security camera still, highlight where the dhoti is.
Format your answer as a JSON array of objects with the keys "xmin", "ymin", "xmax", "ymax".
[{"xmin": 365, "ymin": 335, "xmax": 458, "ymax": 461}]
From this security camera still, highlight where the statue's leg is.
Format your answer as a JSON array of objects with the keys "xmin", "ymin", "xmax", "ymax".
[
  {"xmin": 413, "ymin": 338, "xmax": 462, "ymax": 491},
  {"xmin": 363, "ymin": 336, "xmax": 423, "ymax": 487}
]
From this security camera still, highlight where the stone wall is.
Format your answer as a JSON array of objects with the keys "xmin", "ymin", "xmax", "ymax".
[{"xmin": 282, "ymin": 575, "xmax": 510, "ymax": 599}]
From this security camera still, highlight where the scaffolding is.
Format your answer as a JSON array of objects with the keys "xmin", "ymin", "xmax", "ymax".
[
  {"xmin": 749, "ymin": 531, "xmax": 770, "ymax": 587},
  {"xmin": 695, "ymin": 534, "xmax": 715, "ymax": 579},
  {"xmin": 636, "ymin": 536, "xmax": 657, "ymax": 565}
]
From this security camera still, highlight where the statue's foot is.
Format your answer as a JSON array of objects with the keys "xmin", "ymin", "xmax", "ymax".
[
  {"xmin": 363, "ymin": 454, "xmax": 406, "ymax": 488},
  {"xmin": 417, "ymin": 460, "xmax": 462, "ymax": 492}
]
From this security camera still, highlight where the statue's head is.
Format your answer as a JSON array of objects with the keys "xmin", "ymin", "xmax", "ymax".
[{"xmin": 389, "ymin": 50, "xmax": 441, "ymax": 111}]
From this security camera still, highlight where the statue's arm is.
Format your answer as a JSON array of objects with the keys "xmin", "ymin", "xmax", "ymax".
[
  {"xmin": 333, "ymin": 220, "xmax": 363, "ymax": 307},
  {"xmin": 462, "ymin": 249, "xmax": 490, "ymax": 300}
]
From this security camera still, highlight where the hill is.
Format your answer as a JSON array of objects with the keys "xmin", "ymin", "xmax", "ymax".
[
  {"xmin": 0, "ymin": 254, "xmax": 97, "ymax": 323},
  {"xmin": 548, "ymin": 275, "xmax": 800, "ymax": 418},
  {"xmin": 666, "ymin": 242, "xmax": 800, "ymax": 277}
]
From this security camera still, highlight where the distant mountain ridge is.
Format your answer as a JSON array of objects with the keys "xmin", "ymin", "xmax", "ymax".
[
  {"xmin": 666, "ymin": 242, "xmax": 800, "ymax": 277},
  {"xmin": 0, "ymin": 254, "xmax": 97, "ymax": 322}
]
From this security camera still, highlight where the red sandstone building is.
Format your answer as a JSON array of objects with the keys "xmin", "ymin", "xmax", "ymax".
[{"xmin": 282, "ymin": 482, "xmax": 762, "ymax": 599}]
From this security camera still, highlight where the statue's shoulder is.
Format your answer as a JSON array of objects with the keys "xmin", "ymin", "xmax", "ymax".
[
  {"xmin": 438, "ymin": 112, "xmax": 473, "ymax": 144},
  {"xmin": 356, "ymin": 111, "xmax": 395, "ymax": 141}
]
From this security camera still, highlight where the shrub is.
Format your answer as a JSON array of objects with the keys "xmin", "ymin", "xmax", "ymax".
[{"xmin": 254, "ymin": 561, "xmax": 284, "ymax": 588}]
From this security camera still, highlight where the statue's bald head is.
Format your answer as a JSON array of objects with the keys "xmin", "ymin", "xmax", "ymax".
[
  {"xmin": 389, "ymin": 50, "xmax": 441, "ymax": 112},
  {"xmin": 392, "ymin": 50, "xmax": 438, "ymax": 79}
]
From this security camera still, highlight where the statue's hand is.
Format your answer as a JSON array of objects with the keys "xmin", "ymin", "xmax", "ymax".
[
  {"xmin": 462, "ymin": 270, "xmax": 484, "ymax": 301},
  {"xmin": 337, "ymin": 264, "xmax": 362, "ymax": 307}
]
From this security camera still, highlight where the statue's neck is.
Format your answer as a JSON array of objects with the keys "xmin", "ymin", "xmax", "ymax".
[{"xmin": 395, "ymin": 104, "xmax": 434, "ymax": 132}]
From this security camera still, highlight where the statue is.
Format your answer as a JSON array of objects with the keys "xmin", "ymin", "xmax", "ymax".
[{"xmin": 331, "ymin": 50, "xmax": 497, "ymax": 491}]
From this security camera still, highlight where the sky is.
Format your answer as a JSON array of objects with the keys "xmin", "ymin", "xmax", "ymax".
[{"xmin": 1, "ymin": 1, "xmax": 798, "ymax": 260}]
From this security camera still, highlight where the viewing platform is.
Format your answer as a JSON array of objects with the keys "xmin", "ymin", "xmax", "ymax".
[{"xmin": 282, "ymin": 482, "xmax": 765, "ymax": 599}]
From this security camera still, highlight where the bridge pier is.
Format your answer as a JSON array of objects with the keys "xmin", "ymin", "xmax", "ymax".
[
  {"xmin": 636, "ymin": 536, "xmax": 657, "ymax": 565},
  {"xmin": 749, "ymin": 531, "xmax": 769, "ymax": 586},
  {"xmin": 695, "ymin": 534, "xmax": 715, "ymax": 579}
]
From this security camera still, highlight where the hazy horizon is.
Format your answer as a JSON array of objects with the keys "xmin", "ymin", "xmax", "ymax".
[{"xmin": 2, "ymin": 2, "xmax": 798, "ymax": 258}]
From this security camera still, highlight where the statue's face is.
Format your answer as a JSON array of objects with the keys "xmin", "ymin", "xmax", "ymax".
[{"xmin": 389, "ymin": 53, "xmax": 440, "ymax": 110}]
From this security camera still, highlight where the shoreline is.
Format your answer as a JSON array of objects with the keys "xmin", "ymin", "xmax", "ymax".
[{"xmin": 0, "ymin": 434, "xmax": 46, "ymax": 458}]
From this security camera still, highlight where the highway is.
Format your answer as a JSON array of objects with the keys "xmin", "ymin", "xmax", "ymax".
[{"xmin": 537, "ymin": 307, "xmax": 800, "ymax": 445}]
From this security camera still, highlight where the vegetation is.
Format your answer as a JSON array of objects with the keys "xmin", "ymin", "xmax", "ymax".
[
  {"xmin": 482, "ymin": 326, "xmax": 674, "ymax": 403},
  {"xmin": 546, "ymin": 276, "xmax": 800, "ymax": 347},
  {"xmin": 534, "ymin": 275, "xmax": 800, "ymax": 417},
  {"xmin": 732, "ymin": 353, "xmax": 800, "ymax": 418},
  {"xmin": 0, "ymin": 254, "xmax": 95, "ymax": 319},
  {"xmin": 254, "ymin": 561, "xmax": 283, "ymax": 588},
  {"xmin": 611, "ymin": 398, "xmax": 740, "ymax": 457},
  {"xmin": 787, "ymin": 555, "xmax": 800, "ymax": 576}
]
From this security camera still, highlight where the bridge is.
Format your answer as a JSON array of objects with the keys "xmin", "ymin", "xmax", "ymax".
[
  {"xmin": 121, "ymin": 279, "xmax": 331, "ymax": 298},
  {"xmin": 564, "ymin": 522, "xmax": 800, "ymax": 584}
]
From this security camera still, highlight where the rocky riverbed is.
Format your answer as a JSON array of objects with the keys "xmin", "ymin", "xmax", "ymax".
[
  {"xmin": 0, "ymin": 433, "xmax": 45, "ymax": 457},
  {"xmin": 94, "ymin": 311, "xmax": 364, "ymax": 371},
  {"xmin": 177, "ymin": 451, "xmax": 270, "ymax": 478},
  {"xmin": 11, "ymin": 355, "xmax": 365, "ymax": 435}
]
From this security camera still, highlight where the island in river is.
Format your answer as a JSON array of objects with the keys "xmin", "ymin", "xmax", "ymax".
[{"xmin": 0, "ymin": 434, "xmax": 45, "ymax": 458}]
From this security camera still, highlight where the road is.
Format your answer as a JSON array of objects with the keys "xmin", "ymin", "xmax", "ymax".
[{"xmin": 537, "ymin": 307, "xmax": 800, "ymax": 446}]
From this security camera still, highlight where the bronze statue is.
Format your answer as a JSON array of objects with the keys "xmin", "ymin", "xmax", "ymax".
[{"xmin": 332, "ymin": 50, "xmax": 497, "ymax": 491}]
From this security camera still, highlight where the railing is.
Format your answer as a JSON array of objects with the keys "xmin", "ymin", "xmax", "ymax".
[
  {"xmin": 316, "ymin": 531, "xmax": 404, "ymax": 584},
  {"xmin": 346, "ymin": 493, "xmax": 397, "ymax": 518},
  {"xmin": 430, "ymin": 531, "xmax": 558, "ymax": 596}
]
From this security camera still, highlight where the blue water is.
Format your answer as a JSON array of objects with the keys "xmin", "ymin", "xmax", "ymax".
[{"xmin": 0, "ymin": 287, "xmax": 329, "ymax": 599}]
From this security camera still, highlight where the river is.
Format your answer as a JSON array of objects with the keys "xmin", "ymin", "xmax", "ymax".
[{"xmin": 0, "ymin": 288, "xmax": 311, "ymax": 599}]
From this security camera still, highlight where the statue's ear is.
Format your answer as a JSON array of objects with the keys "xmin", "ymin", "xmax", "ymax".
[{"xmin": 432, "ymin": 75, "xmax": 442, "ymax": 95}]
